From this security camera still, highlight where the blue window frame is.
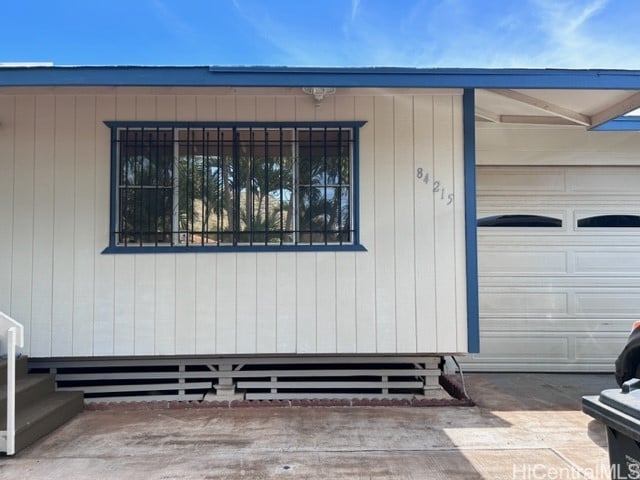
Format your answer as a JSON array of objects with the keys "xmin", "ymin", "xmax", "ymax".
[{"xmin": 103, "ymin": 121, "xmax": 366, "ymax": 253}]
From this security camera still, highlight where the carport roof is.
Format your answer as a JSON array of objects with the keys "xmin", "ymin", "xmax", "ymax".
[{"xmin": 2, "ymin": 65, "xmax": 640, "ymax": 129}]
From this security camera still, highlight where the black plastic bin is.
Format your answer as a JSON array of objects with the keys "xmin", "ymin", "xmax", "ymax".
[{"xmin": 583, "ymin": 378, "xmax": 640, "ymax": 480}]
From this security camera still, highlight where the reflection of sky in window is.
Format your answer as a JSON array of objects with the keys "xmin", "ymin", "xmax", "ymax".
[{"xmin": 125, "ymin": 156, "xmax": 158, "ymax": 184}]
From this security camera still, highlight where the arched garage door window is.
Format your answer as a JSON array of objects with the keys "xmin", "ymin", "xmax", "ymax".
[
  {"xmin": 477, "ymin": 214, "xmax": 562, "ymax": 228},
  {"xmin": 577, "ymin": 215, "xmax": 640, "ymax": 228}
]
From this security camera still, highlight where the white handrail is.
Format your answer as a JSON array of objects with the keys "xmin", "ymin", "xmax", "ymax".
[{"xmin": 0, "ymin": 312, "xmax": 24, "ymax": 456}]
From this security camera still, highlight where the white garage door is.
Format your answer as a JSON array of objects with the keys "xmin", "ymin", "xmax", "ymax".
[{"xmin": 467, "ymin": 166, "xmax": 640, "ymax": 372}]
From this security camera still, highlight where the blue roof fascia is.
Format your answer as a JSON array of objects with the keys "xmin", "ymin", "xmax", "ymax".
[
  {"xmin": 3, "ymin": 66, "xmax": 640, "ymax": 89},
  {"xmin": 590, "ymin": 116, "xmax": 640, "ymax": 131}
]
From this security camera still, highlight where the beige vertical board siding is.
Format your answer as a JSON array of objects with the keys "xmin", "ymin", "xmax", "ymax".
[
  {"xmin": 393, "ymin": 96, "xmax": 418, "ymax": 352},
  {"xmin": 276, "ymin": 253, "xmax": 296, "ymax": 353},
  {"xmin": 11, "ymin": 96, "xmax": 35, "ymax": 352},
  {"xmin": 93, "ymin": 96, "xmax": 116, "ymax": 355},
  {"xmin": 51, "ymin": 96, "xmax": 75, "ymax": 355},
  {"xmin": 154, "ymin": 255, "xmax": 175, "ymax": 355},
  {"xmin": 216, "ymin": 95, "xmax": 235, "ymax": 121},
  {"xmin": 112, "ymin": 95, "xmax": 136, "ymax": 355},
  {"xmin": 256, "ymin": 253, "xmax": 277, "ymax": 352},
  {"xmin": 176, "ymin": 95, "xmax": 196, "ymax": 120},
  {"xmin": 194, "ymin": 95, "xmax": 217, "ymax": 354},
  {"xmin": 315, "ymin": 95, "xmax": 337, "ymax": 353},
  {"xmin": 132, "ymin": 95, "xmax": 158, "ymax": 355},
  {"xmin": 153, "ymin": 94, "xmax": 176, "ymax": 355},
  {"xmin": 73, "ymin": 95, "xmax": 97, "ymax": 355},
  {"xmin": 216, "ymin": 255, "xmax": 237, "ymax": 353},
  {"xmin": 30, "ymin": 96, "xmax": 55, "ymax": 356},
  {"xmin": 255, "ymin": 96, "xmax": 278, "ymax": 352},
  {"xmin": 235, "ymin": 95, "xmax": 258, "ymax": 353},
  {"xmin": 212, "ymin": 92, "xmax": 239, "ymax": 353},
  {"xmin": 316, "ymin": 252, "xmax": 337, "ymax": 353},
  {"xmin": 175, "ymin": 254, "xmax": 196, "ymax": 354},
  {"xmin": 414, "ymin": 96, "xmax": 438, "ymax": 352},
  {"xmin": 295, "ymin": 96, "xmax": 319, "ymax": 353},
  {"xmin": 113, "ymin": 256, "xmax": 134, "ymax": 355},
  {"xmin": 195, "ymin": 253, "xmax": 216, "ymax": 354},
  {"xmin": 175, "ymin": 95, "xmax": 198, "ymax": 354},
  {"xmin": 335, "ymin": 252, "xmax": 357, "ymax": 352},
  {"xmin": 452, "ymin": 97, "xmax": 468, "ymax": 352},
  {"xmin": 275, "ymin": 95, "xmax": 297, "ymax": 353},
  {"xmin": 2, "ymin": 88, "xmax": 468, "ymax": 357},
  {"xmin": 432, "ymin": 96, "xmax": 458, "ymax": 351},
  {"xmin": 134, "ymin": 255, "xmax": 155, "ymax": 354},
  {"xmin": 0, "ymin": 96, "xmax": 15, "ymax": 316},
  {"xmin": 155, "ymin": 95, "xmax": 175, "ymax": 122},
  {"xmin": 255, "ymin": 95, "xmax": 275, "ymax": 122},
  {"xmin": 214, "ymin": 94, "xmax": 238, "ymax": 354},
  {"xmin": 296, "ymin": 253, "xmax": 317, "ymax": 353},
  {"xmin": 136, "ymin": 95, "xmax": 156, "ymax": 119},
  {"xmin": 275, "ymin": 95, "xmax": 295, "ymax": 122},
  {"xmin": 373, "ymin": 96, "xmax": 396, "ymax": 352},
  {"xmin": 196, "ymin": 95, "xmax": 216, "ymax": 121},
  {"xmin": 334, "ymin": 96, "xmax": 357, "ymax": 352},
  {"xmin": 236, "ymin": 254, "xmax": 258, "ymax": 353},
  {"xmin": 354, "ymin": 96, "xmax": 377, "ymax": 352}
]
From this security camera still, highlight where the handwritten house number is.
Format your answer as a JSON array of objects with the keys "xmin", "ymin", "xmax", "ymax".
[{"xmin": 416, "ymin": 168, "xmax": 454, "ymax": 205}]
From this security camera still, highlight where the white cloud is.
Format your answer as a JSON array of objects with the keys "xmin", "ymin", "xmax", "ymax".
[
  {"xmin": 351, "ymin": 0, "xmax": 360, "ymax": 22},
  {"xmin": 230, "ymin": 0, "xmax": 339, "ymax": 65},
  {"xmin": 150, "ymin": 0, "xmax": 200, "ymax": 50},
  {"xmin": 486, "ymin": 0, "xmax": 640, "ymax": 68},
  {"xmin": 218, "ymin": 0, "xmax": 640, "ymax": 68},
  {"xmin": 534, "ymin": 0, "xmax": 606, "ymax": 35}
]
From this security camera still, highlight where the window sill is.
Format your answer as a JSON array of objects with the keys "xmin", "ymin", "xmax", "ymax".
[{"xmin": 101, "ymin": 244, "xmax": 368, "ymax": 254}]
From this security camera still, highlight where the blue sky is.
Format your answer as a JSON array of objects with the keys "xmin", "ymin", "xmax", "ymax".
[{"xmin": 2, "ymin": 0, "xmax": 640, "ymax": 68}]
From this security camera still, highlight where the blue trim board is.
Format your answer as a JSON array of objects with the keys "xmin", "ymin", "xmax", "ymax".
[
  {"xmin": 463, "ymin": 89, "xmax": 480, "ymax": 354},
  {"xmin": 104, "ymin": 120, "xmax": 368, "ymax": 128},
  {"xmin": 4, "ymin": 65, "xmax": 640, "ymax": 89},
  {"xmin": 590, "ymin": 116, "xmax": 640, "ymax": 131},
  {"xmin": 108, "ymin": 126, "xmax": 118, "ymax": 249},
  {"xmin": 352, "ymin": 126, "xmax": 361, "ymax": 246},
  {"xmin": 102, "ymin": 244, "xmax": 367, "ymax": 254}
]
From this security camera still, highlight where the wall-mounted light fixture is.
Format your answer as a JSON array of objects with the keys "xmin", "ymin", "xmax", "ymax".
[{"xmin": 302, "ymin": 87, "xmax": 336, "ymax": 106}]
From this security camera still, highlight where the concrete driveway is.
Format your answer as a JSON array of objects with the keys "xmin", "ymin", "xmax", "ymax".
[{"xmin": 0, "ymin": 373, "xmax": 615, "ymax": 479}]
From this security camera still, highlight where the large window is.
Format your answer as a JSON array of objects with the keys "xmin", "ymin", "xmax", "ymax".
[{"xmin": 104, "ymin": 122, "xmax": 365, "ymax": 252}]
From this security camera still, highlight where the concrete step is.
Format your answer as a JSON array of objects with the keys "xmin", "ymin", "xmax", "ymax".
[
  {"xmin": 0, "ymin": 356, "xmax": 29, "ymax": 384},
  {"xmin": 0, "ymin": 373, "xmax": 56, "ymax": 415},
  {"xmin": 13, "ymin": 390, "xmax": 84, "ymax": 453},
  {"xmin": 0, "ymin": 356, "xmax": 84, "ymax": 454}
]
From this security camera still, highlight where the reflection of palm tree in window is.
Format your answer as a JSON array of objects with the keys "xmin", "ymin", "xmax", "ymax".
[
  {"xmin": 298, "ymin": 129, "xmax": 351, "ymax": 243},
  {"xmin": 119, "ymin": 129, "xmax": 173, "ymax": 245},
  {"xmin": 178, "ymin": 129, "xmax": 295, "ymax": 244}
]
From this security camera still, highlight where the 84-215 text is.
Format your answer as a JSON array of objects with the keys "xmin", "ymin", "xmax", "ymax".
[{"xmin": 416, "ymin": 168, "xmax": 454, "ymax": 205}]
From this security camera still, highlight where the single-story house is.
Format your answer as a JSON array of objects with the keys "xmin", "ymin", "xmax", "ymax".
[{"xmin": 1, "ymin": 65, "xmax": 639, "ymax": 402}]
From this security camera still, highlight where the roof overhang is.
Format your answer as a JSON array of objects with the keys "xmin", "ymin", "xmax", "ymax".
[
  {"xmin": 475, "ymin": 88, "xmax": 640, "ymax": 129},
  {"xmin": 2, "ymin": 65, "xmax": 640, "ymax": 129},
  {"xmin": 1, "ymin": 65, "xmax": 640, "ymax": 89}
]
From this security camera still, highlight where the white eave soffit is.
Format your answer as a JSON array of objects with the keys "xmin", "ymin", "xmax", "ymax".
[{"xmin": 475, "ymin": 88, "xmax": 640, "ymax": 128}]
